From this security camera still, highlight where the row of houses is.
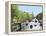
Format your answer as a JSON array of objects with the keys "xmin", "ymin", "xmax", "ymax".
[{"xmin": 11, "ymin": 18, "xmax": 43, "ymax": 32}]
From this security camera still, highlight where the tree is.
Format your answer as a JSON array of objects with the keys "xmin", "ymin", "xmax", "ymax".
[
  {"xmin": 11, "ymin": 4, "xmax": 20, "ymax": 23},
  {"xmin": 11, "ymin": 4, "xmax": 33, "ymax": 23},
  {"xmin": 26, "ymin": 12, "xmax": 32, "ymax": 20},
  {"xmin": 36, "ymin": 12, "xmax": 43, "ymax": 20}
]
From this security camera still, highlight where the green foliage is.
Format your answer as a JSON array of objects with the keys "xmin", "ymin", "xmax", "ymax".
[
  {"xmin": 11, "ymin": 4, "xmax": 19, "ymax": 17},
  {"xmin": 11, "ymin": 4, "xmax": 20, "ymax": 22},
  {"xmin": 26, "ymin": 12, "xmax": 32, "ymax": 20},
  {"xmin": 11, "ymin": 4, "xmax": 32, "ymax": 23},
  {"xmin": 36, "ymin": 12, "xmax": 43, "ymax": 20}
]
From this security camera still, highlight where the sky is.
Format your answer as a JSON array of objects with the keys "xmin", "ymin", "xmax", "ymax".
[{"xmin": 18, "ymin": 5, "xmax": 42, "ymax": 17}]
